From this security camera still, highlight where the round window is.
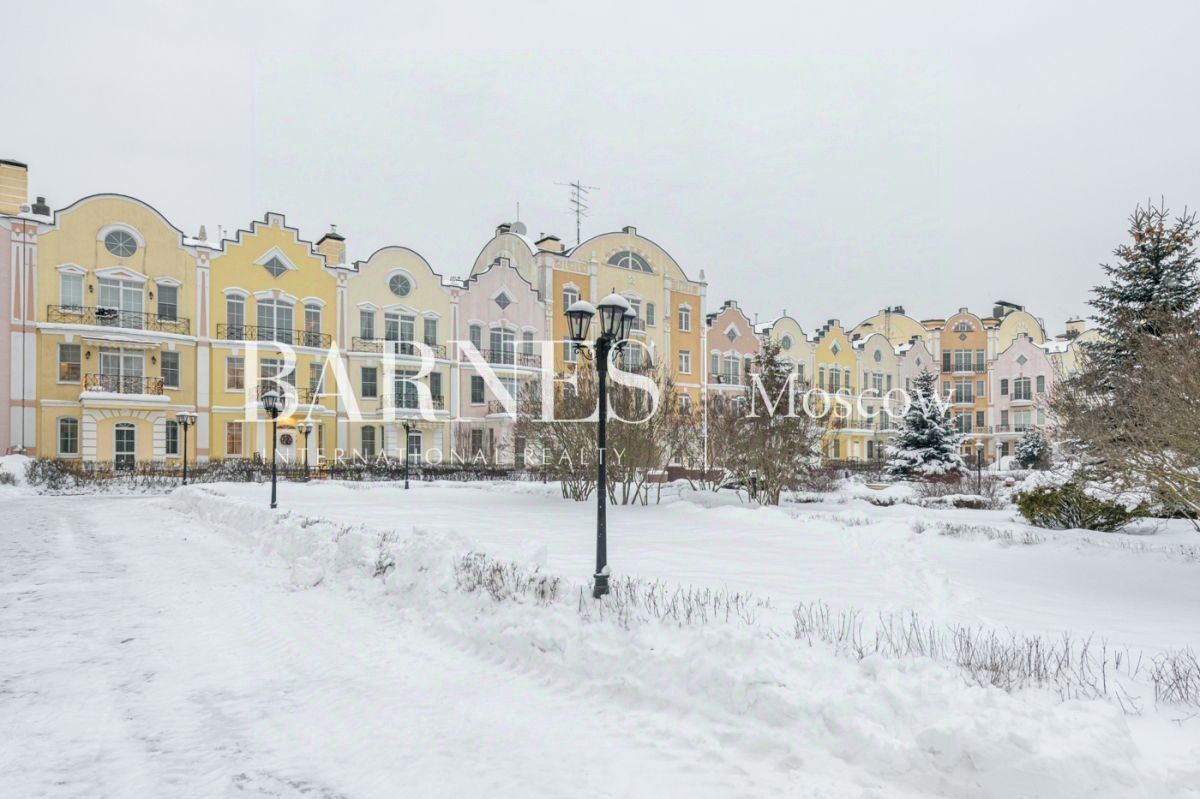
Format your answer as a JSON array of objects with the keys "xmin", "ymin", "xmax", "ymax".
[
  {"xmin": 280, "ymin": 433, "xmax": 294, "ymax": 446},
  {"xmin": 873, "ymin": 349, "xmax": 882, "ymax": 363},
  {"xmin": 780, "ymin": 335, "xmax": 792, "ymax": 350},
  {"xmin": 104, "ymin": 229, "xmax": 138, "ymax": 258},
  {"xmin": 389, "ymin": 274, "xmax": 412, "ymax": 296}
]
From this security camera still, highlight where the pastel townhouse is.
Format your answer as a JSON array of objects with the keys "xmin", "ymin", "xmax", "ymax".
[
  {"xmin": 453, "ymin": 254, "xmax": 546, "ymax": 465},
  {"xmin": 989, "ymin": 332, "xmax": 1055, "ymax": 460},
  {"xmin": 704, "ymin": 299, "xmax": 759, "ymax": 395},
  {"xmin": 756, "ymin": 313, "xmax": 814, "ymax": 388},
  {"xmin": 851, "ymin": 331, "xmax": 902, "ymax": 460},
  {"xmin": 344, "ymin": 243, "xmax": 453, "ymax": 464},
  {"xmin": 811, "ymin": 319, "xmax": 861, "ymax": 460}
]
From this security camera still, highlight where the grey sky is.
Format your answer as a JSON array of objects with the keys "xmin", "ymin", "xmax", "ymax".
[{"xmin": 9, "ymin": 0, "xmax": 1199, "ymax": 336}]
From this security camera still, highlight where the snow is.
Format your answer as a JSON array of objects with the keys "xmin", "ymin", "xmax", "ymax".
[{"xmin": 3, "ymin": 479, "xmax": 1199, "ymax": 796}]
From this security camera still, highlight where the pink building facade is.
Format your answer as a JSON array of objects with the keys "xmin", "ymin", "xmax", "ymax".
[
  {"xmin": 453, "ymin": 256, "xmax": 546, "ymax": 465},
  {"xmin": 988, "ymin": 333, "xmax": 1055, "ymax": 459}
]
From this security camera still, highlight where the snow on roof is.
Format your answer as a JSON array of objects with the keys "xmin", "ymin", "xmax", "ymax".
[
  {"xmin": 894, "ymin": 342, "xmax": 914, "ymax": 354},
  {"xmin": 1040, "ymin": 339, "xmax": 1071, "ymax": 354}
]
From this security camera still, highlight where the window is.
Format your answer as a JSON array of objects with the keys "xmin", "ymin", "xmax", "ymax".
[
  {"xmin": 469, "ymin": 324, "xmax": 483, "ymax": 351},
  {"xmin": 562, "ymin": 286, "xmax": 579, "ymax": 310},
  {"xmin": 1013, "ymin": 377, "xmax": 1032, "ymax": 401},
  {"xmin": 678, "ymin": 350, "xmax": 691, "ymax": 374},
  {"xmin": 58, "ymin": 417, "xmax": 79, "ymax": 455},
  {"xmin": 1000, "ymin": 378, "xmax": 1009, "ymax": 396},
  {"xmin": 471, "ymin": 375, "xmax": 485, "ymax": 404},
  {"xmin": 953, "ymin": 380, "xmax": 973, "ymax": 403},
  {"xmin": 308, "ymin": 363, "xmax": 324, "ymax": 398},
  {"xmin": 98, "ymin": 277, "xmax": 144, "ymax": 328},
  {"xmin": 225, "ymin": 422, "xmax": 243, "ymax": 456},
  {"xmin": 954, "ymin": 413, "xmax": 973, "ymax": 434},
  {"xmin": 226, "ymin": 296, "xmax": 245, "ymax": 337},
  {"xmin": 257, "ymin": 298, "xmax": 294, "ymax": 344},
  {"xmin": 161, "ymin": 351, "xmax": 180, "ymax": 389},
  {"xmin": 976, "ymin": 410, "xmax": 985, "ymax": 428},
  {"xmin": 942, "ymin": 351, "xmax": 951, "ymax": 372},
  {"xmin": 1014, "ymin": 409, "xmax": 1032, "ymax": 431},
  {"xmin": 114, "ymin": 423, "xmax": 136, "ymax": 468},
  {"xmin": 384, "ymin": 312, "xmax": 400, "ymax": 341},
  {"xmin": 361, "ymin": 367, "xmax": 378, "ymax": 399},
  {"xmin": 58, "ymin": 344, "xmax": 81, "ymax": 382},
  {"xmin": 490, "ymin": 328, "xmax": 515, "ymax": 364},
  {"xmin": 494, "ymin": 292, "xmax": 512, "ymax": 310},
  {"xmin": 157, "ymin": 284, "xmax": 178, "ymax": 321},
  {"xmin": 1001, "ymin": 410, "xmax": 1009, "ymax": 427},
  {"xmin": 975, "ymin": 350, "xmax": 985, "ymax": 372},
  {"xmin": 563, "ymin": 341, "xmax": 577, "ymax": 363},
  {"xmin": 607, "ymin": 251, "xmax": 652, "ymax": 272},
  {"xmin": 388, "ymin": 274, "xmax": 411, "ymax": 296},
  {"xmin": 406, "ymin": 430, "xmax": 423, "ymax": 464},
  {"xmin": 226, "ymin": 357, "xmax": 245, "ymax": 391},
  {"xmin": 361, "ymin": 426, "xmax": 377, "ymax": 458},
  {"xmin": 1037, "ymin": 408, "xmax": 1046, "ymax": 426},
  {"xmin": 710, "ymin": 353, "xmax": 720, "ymax": 380},
  {"xmin": 165, "ymin": 420, "xmax": 179, "ymax": 456},
  {"xmin": 646, "ymin": 303, "xmax": 656, "ymax": 326},
  {"xmin": 521, "ymin": 331, "xmax": 534, "ymax": 357},
  {"xmin": 359, "ymin": 309, "xmax": 375, "ymax": 340},
  {"xmin": 424, "ymin": 318, "xmax": 438, "ymax": 346},
  {"xmin": 104, "ymin": 229, "xmax": 138, "ymax": 258},
  {"xmin": 259, "ymin": 357, "xmax": 295, "ymax": 390},
  {"xmin": 430, "ymin": 372, "xmax": 443, "ymax": 400},
  {"xmin": 470, "ymin": 428, "xmax": 485, "ymax": 457},
  {"xmin": 678, "ymin": 305, "xmax": 691, "ymax": 332},
  {"xmin": 976, "ymin": 380, "xmax": 985, "ymax": 397},
  {"xmin": 819, "ymin": 366, "xmax": 826, "ymax": 390},
  {"xmin": 303, "ymin": 303, "xmax": 322, "ymax": 345},
  {"xmin": 262, "ymin": 256, "xmax": 288, "ymax": 278},
  {"xmin": 1036, "ymin": 375, "xmax": 1046, "ymax": 393},
  {"xmin": 98, "ymin": 348, "xmax": 144, "ymax": 389},
  {"xmin": 60, "ymin": 272, "xmax": 84, "ymax": 308}
]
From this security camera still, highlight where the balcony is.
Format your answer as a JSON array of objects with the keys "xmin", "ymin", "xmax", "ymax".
[
  {"xmin": 48, "ymin": 304, "xmax": 190, "ymax": 335},
  {"xmin": 351, "ymin": 338, "xmax": 447, "ymax": 358},
  {"xmin": 217, "ymin": 323, "xmax": 332, "ymax": 349},
  {"xmin": 476, "ymin": 348, "xmax": 542, "ymax": 368},
  {"xmin": 388, "ymin": 394, "xmax": 445, "ymax": 411},
  {"xmin": 83, "ymin": 373, "xmax": 165, "ymax": 395}
]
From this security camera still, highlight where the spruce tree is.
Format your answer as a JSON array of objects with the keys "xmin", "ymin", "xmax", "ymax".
[
  {"xmin": 1086, "ymin": 201, "xmax": 1200, "ymax": 382},
  {"xmin": 1014, "ymin": 428, "xmax": 1049, "ymax": 470},
  {"xmin": 884, "ymin": 369, "xmax": 966, "ymax": 479}
]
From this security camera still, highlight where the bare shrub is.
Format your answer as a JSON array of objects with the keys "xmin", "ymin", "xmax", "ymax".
[{"xmin": 455, "ymin": 553, "xmax": 562, "ymax": 604}]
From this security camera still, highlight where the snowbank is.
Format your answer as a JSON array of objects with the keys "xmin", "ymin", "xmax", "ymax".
[{"xmin": 169, "ymin": 486, "xmax": 1198, "ymax": 797}]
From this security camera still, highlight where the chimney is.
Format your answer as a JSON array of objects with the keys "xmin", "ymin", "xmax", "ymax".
[
  {"xmin": 535, "ymin": 234, "xmax": 564, "ymax": 254},
  {"xmin": 1065, "ymin": 318, "xmax": 1086, "ymax": 337},
  {"xmin": 316, "ymin": 224, "xmax": 346, "ymax": 265},
  {"xmin": 31, "ymin": 196, "xmax": 50, "ymax": 216},
  {"xmin": 0, "ymin": 158, "xmax": 29, "ymax": 215},
  {"xmin": 893, "ymin": 305, "xmax": 905, "ymax": 315},
  {"xmin": 622, "ymin": 225, "xmax": 637, "ymax": 235}
]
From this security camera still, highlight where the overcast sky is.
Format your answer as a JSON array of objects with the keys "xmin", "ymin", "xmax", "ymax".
[{"xmin": 9, "ymin": 1, "xmax": 1199, "ymax": 335}]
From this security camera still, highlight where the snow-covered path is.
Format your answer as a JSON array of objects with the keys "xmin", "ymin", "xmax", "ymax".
[{"xmin": 0, "ymin": 496, "xmax": 771, "ymax": 798}]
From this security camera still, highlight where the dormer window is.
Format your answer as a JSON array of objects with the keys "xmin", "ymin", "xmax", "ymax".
[
  {"xmin": 104, "ymin": 229, "xmax": 138, "ymax": 258},
  {"xmin": 263, "ymin": 256, "xmax": 288, "ymax": 278}
]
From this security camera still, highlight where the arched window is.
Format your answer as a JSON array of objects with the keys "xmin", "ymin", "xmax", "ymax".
[
  {"xmin": 303, "ymin": 302, "xmax": 322, "ymax": 346},
  {"xmin": 468, "ymin": 323, "xmax": 483, "ymax": 351},
  {"xmin": 114, "ymin": 422, "xmax": 136, "ymax": 468},
  {"xmin": 607, "ymin": 251, "xmax": 653, "ymax": 273},
  {"xmin": 225, "ymin": 295, "xmax": 246, "ymax": 339},
  {"xmin": 256, "ymin": 298, "xmax": 294, "ymax": 344}
]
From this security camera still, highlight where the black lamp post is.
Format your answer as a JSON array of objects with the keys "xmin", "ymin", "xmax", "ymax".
[
  {"xmin": 262, "ymin": 389, "xmax": 282, "ymax": 509},
  {"xmin": 565, "ymin": 293, "xmax": 633, "ymax": 598},
  {"xmin": 175, "ymin": 411, "xmax": 197, "ymax": 485},
  {"xmin": 975, "ymin": 440, "xmax": 984, "ymax": 494},
  {"xmin": 297, "ymin": 421, "xmax": 313, "ymax": 478},
  {"xmin": 401, "ymin": 419, "xmax": 414, "ymax": 490}
]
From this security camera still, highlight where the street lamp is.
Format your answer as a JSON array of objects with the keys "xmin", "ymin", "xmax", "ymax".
[
  {"xmin": 175, "ymin": 411, "xmax": 197, "ymax": 485},
  {"xmin": 975, "ymin": 440, "xmax": 984, "ymax": 494},
  {"xmin": 401, "ymin": 419, "xmax": 415, "ymax": 490},
  {"xmin": 262, "ymin": 389, "xmax": 282, "ymax": 509},
  {"xmin": 297, "ymin": 421, "xmax": 313, "ymax": 478},
  {"xmin": 565, "ymin": 292, "xmax": 631, "ymax": 598}
]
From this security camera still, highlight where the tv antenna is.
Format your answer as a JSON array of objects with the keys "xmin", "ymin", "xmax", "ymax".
[{"xmin": 556, "ymin": 180, "xmax": 598, "ymax": 246}]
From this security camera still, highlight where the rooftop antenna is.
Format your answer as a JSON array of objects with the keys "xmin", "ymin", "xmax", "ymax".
[{"xmin": 556, "ymin": 179, "xmax": 598, "ymax": 246}]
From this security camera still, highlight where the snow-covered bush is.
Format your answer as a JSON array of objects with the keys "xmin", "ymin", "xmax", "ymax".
[
  {"xmin": 1015, "ymin": 429, "xmax": 1051, "ymax": 470},
  {"xmin": 24, "ymin": 458, "xmax": 79, "ymax": 492},
  {"xmin": 1018, "ymin": 480, "xmax": 1146, "ymax": 532}
]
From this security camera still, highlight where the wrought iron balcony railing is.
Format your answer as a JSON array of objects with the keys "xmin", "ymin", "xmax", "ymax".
[
  {"xmin": 351, "ymin": 337, "xmax": 448, "ymax": 358},
  {"xmin": 217, "ymin": 323, "xmax": 332, "ymax": 349},
  {"xmin": 387, "ymin": 394, "xmax": 445, "ymax": 411},
  {"xmin": 478, "ymin": 348, "xmax": 542, "ymax": 368},
  {"xmin": 48, "ymin": 304, "xmax": 191, "ymax": 335},
  {"xmin": 83, "ymin": 373, "xmax": 165, "ymax": 395}
]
